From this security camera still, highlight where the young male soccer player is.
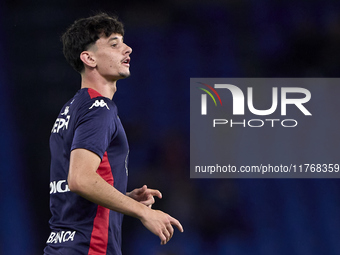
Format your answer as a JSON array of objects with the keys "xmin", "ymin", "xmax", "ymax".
[{"xmin": 44, "ymin": 13, "xmax": 183, "ymax": 255}]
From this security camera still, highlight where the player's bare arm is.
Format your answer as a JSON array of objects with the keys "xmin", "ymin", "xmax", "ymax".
[{"xmin": 68, "ymin": 148, "xmax": 184, "ymax": 245}]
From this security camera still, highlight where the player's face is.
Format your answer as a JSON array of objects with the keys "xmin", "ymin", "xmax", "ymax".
[{"xmin": 92, "ymin": 33, "xmax": 132, "ymax": 81}]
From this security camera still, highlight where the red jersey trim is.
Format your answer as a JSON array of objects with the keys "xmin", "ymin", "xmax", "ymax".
[
  {"xmin": 88, "ymin": 88, "xmax": 103, "ymax": 99},
  {"xmin": 88, "ymin": 151, "xmax": 114, "ymax": 254}
]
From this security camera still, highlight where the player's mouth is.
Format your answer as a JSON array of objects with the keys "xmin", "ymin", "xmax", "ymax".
[{"xmin": 121, "ymin": 57, "xmax": 130, "ymax": 67}]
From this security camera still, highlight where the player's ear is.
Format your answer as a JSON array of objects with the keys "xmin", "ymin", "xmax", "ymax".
[{"xmin": 80, "ymin": 51, "xmax": 97, "ymax": 68}]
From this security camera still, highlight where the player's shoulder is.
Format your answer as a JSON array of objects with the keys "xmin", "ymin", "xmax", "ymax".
[
  {"xmin": 56, "ymin": 88, "xmax": 117, "ymax": 121},
  {"xmin": 72, "ymin": 90, "xmax": 117, "ymax": 125},
  {"xmin": 86, "ymin": 88, "xmax": 116, "ymax": 112},
  {"xmin": 72, "ymin": 88, "xmax": 115, "ymax": 112}
]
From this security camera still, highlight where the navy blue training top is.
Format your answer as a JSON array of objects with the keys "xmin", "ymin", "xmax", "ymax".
[{"xmin": 44, "ymin": 88, "xmax": 129, "ymax": 255}]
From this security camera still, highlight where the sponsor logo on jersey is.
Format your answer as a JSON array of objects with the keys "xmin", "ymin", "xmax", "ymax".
[
  {"xmin": 61, "ymin": 106, "xmax": 69, "ymax": 115},
  {"xmin": 51, "ymin": 106, "xmax": 71, "ymax": 134},
  {"xmin": 46, "ymin": 230, "xmax": 76, "ymax": 244},
  {"xmin": 89, "ymin": 99, "xmax": 110, "ymax": 110},
  {"xmin": 51, "ymin": 116, "xmax": 70, "ymax": 133},
  {"xmin": 50, "ymin": 180, "xmax": 70, "ymax": 194}
]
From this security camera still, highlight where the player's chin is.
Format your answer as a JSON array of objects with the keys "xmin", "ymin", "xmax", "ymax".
[{"xmin": 118, "ymin": 71, "xmax": 131, "ymax": 79}]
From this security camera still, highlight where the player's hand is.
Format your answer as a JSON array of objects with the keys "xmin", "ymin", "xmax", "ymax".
[
  {"xmin": 140, "ymin": 209, "xmax": 184, "ymax": 245},
  {"xmin": 127, "ymin": 185, "xmax": 162, "ymax": 208}
]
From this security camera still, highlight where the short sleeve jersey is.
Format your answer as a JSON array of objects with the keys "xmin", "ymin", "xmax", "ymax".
[{"xmin": 44, "ymin": 88, "xmax": 129, "ymax": 255}]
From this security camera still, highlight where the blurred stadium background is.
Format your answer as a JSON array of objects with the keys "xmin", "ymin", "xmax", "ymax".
[{"xmin": 2, "ymin": 0, "xmax": 340, "ymax": 254}]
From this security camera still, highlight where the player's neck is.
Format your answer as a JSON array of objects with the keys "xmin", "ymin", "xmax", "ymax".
[{"xmin": 80, "ymin": 71, "xmax": 117, "ymax": 100}]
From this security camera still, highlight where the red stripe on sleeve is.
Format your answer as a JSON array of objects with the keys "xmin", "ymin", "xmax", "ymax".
[
  {"xmin": 88, "ymin": 88, "xmax": 103, "ymax": 99},
  {"xmin": 88, "ymin": 152, "xmax": 114, "ymax": 254}
]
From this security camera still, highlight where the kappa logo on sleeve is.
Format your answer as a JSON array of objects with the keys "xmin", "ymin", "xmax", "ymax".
[{"xmin": 89, "ymin": 99, "xmax": 110, "ymax": 110}]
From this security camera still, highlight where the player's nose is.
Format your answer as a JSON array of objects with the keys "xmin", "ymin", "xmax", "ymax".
[{"xmin": 124, "ymin": 43, "xmax": 132, "ymax": 55}]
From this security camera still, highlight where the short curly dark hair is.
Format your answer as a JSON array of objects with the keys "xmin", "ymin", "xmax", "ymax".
[{"xmin": 61, "ymin": 13, "xmax": 124, "ymax": 73}]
